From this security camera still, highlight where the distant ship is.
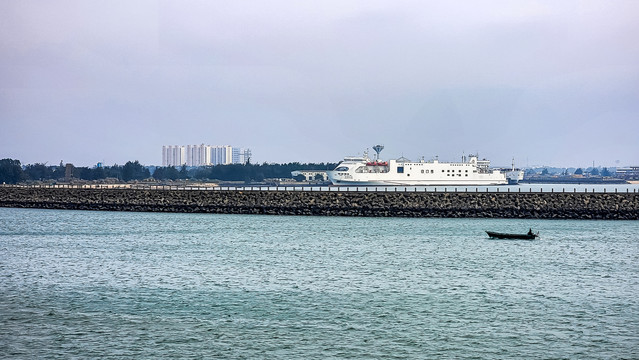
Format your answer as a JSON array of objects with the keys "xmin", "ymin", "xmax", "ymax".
[{"xmin": 327, "ymin": 145, "xmax": 523, "ymax": 186}]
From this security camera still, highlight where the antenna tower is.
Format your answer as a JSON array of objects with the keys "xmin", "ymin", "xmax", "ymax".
[{"xmin": 242, "ymin": 149, "xmax": 252, "ymax": 164}]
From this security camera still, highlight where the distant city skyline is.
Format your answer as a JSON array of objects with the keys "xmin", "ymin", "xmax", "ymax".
[
  {"xmin": 162, "ymin": 144, "xmax": 248, "ymax": 167},
  {"xmin": 1, "ymin": 1, "xmax": 638, "ymax": 168}
]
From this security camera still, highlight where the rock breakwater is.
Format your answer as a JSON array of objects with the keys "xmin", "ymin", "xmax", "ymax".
[{"xmin": 1, "ymin": 187, "xmax": 638, "ymax": 219}]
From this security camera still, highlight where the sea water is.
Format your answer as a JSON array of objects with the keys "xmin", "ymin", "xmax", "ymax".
[{"xmin": 1, "ymin": 207, "xmax": 638, "ymax": 359}]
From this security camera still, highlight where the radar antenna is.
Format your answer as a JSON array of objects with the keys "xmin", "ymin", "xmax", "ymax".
[{"xmin": 372, "ymin": 144, "xmax": 384, "ymax": 161}]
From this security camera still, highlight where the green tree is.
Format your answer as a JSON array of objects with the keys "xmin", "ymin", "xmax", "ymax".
[
  {"xmin": 93, "ymin": 167, "xmax": 106, "ymax": 180},
  {"xmin": 23, "ymin": 163, "xmax": 53, "ymax": 181},
  {"xmin": 179, "ymin": 165, "xmax": 189, "ymax": 179},
  {"xmin": 0, "ymin": 158, "xmax": 24, "ymax": 184},
  {"xmin": 74, "ymin": 167, "xmax": 93, "ymax": 180},
  {"xmin": 253, "ymin": 172, "xmax": 265, "ymax": 182},
  {"xmin": 541, "ymin": 168, "xmax": 549, "ymax": 175},
  {"xmin": 601, "ymin": 167, "xmax": 611, "ymax": 177},
  {"xmin": 152, "ymin": 167, "xmax": 165, "ymax": 180},
  {"xmin": 104, "ymin": 164, "xmax": 123, "ymax": 180},
  {"xmin": 122, "ymin": 161, "xmax": 150, "ymax": 181},
  {"xmin": 574, "ymin": 168, "xmax": 583, "ymax": 175},
  {"xmin": 178, "ymin": 162, "xmax": 338, "ymax": 182},
  {"xmin": 165, "ymin": 166, "xmax": 179, "ymax": 180},
  {"xmin": 52, "ymin": 164, "xmax": 66, "ymax": 180},
  {"xmin": 153, "ymin": 166, "xmax": 179, "ymax": 180},
  {"xmin": 69, "ymin": 166, "xmax": 106, "ymax": 181},
  {"xmin": 590, "ymin": 167, "xmax": 600, "ymax": 176}
]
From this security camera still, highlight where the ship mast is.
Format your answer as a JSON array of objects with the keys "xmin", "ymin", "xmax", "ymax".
[{"xmin": 372, "ymin": 144, "xmax": 384, "ymax": 161}]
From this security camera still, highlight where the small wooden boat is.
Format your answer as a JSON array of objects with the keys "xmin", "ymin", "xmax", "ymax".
[{"xmin": 486, "ymin": 230, "xmax": 538, "ymax": 240}]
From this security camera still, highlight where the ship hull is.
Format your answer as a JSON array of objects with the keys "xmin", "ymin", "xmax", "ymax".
[{"xmin": 329, "ymin": 178, "xmax": 508, "ymax": 186}]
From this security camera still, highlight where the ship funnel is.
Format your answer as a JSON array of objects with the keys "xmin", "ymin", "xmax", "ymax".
[{"xmin": 372, "ymin": 144, "xmax": 384, "ymax": 160}]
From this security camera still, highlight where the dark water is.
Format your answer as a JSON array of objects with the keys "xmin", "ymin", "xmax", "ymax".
[{"xmin": 1, "ymin": 208, "xmax": 638, "ymax": 359}]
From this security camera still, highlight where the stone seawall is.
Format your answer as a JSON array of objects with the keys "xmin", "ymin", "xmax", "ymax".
[{"xmin": 0, "ymin": 187, "xmax": 638, "ymax": 219}]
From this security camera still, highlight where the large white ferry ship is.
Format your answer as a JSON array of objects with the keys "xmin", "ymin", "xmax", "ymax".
[{"xmin": 327, "ymin": 145, "xmax": 523, "ymax": 186}]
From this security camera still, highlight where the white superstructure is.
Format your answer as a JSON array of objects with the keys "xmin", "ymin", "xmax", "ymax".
[{"xmin": 328, "ymin": 146, "xmax": 519, "ymax": 186}]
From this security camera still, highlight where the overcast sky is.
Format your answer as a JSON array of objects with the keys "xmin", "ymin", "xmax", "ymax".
[{"xmin": 1, "ymin": 0, "xmax": 638, "ymax": 168}]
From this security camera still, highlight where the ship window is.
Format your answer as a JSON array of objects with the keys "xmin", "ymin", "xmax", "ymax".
[
  {"xmin": 335, "ymin": 166, "xmax": 349, "ymax": 171},
  {"xmin": 421, "ymin": 170, "xmax": 424, "ymax": 173},
  {"xmin": 431, "ymin": 170, "xmax": 434, "ymax": 174},
  {"xmin": 397, "ymin": 166, "xmax": 404, "ymax": 173},
  {"xmin": 465, "ymin": 174, "xmax": 468, "ymax": 176}
]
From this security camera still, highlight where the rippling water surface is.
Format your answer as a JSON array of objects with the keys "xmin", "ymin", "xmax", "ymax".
[{"xmin": 1, "ymin": 208, "xmax": 638, "ymax": 359}]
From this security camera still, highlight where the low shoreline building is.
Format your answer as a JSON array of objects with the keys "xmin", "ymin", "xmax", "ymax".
[
  {"xmin": 291, "ymin": 170, "xmax": 329, "ymax": 182},
  {"xmin": 616, "ymin": 166, "xmax": 639, "ymax": 180}
]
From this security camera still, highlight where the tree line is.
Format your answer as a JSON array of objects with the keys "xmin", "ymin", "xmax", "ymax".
[
  {"xmin": 191, "ymin": 162, "xmax": 336, "ymax": 182},
  {"xmin": 0, "ymin": 159, "xmax": 151, "ymax": 184},
  {"xmin": 0, "ymin": 158, "xmax": 336, "ymax": 184}
]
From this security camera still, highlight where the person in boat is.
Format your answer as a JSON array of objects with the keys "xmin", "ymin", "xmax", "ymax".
[{"xmin": 527, "ymin": 228, "xmax": 533, "ymax": 236}]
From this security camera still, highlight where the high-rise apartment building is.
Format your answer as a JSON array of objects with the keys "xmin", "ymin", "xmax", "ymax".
[
  {"xmin": 186, "ymin": 144, "xmax": 211, "ymax": 167},
  {"xmin": 162, "ymin": 144, "xmax": 248, "ymax": 167},
  {"xmin": 162, "ymin": 145, "xmax": 186, "ymax": 167}
]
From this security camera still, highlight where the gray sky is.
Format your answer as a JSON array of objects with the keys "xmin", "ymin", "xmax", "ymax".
[{"xmin": 1, "ymin": 0, "xmax": 638, "ymax": 168}]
